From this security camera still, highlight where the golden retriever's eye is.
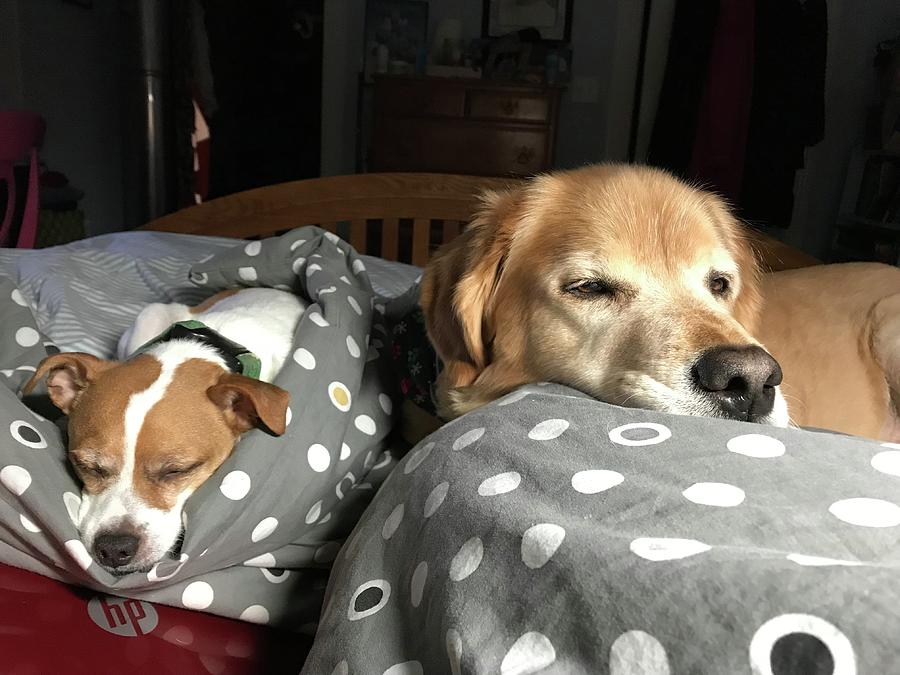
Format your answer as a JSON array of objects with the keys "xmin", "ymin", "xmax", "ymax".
[
  {"xmin": 564, "ymin": 279, "xmax": 616, "ymax": 298},
  {"xmin": 708, "ymin": 275, "xmax": 730, "ymax": 296}
]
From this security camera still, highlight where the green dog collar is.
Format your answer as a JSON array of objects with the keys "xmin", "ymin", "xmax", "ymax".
[{"xmin": 134, "ymin": 319, "xmax": 262, "ymax": 380}]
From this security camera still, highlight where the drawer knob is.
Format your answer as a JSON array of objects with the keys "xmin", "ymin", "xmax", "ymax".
[
  {"xmin": 515, "ymin": 146, "xmax": 536, "ymax": 165},
  {"xmin": 501, "ymin": 99, "xmax": 520, "ymax": 115}
]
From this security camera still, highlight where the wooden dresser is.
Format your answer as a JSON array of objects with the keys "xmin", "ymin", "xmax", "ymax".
[{"xmin": 370, "ymin": 75, "xmax": 562, "ymax": 177}]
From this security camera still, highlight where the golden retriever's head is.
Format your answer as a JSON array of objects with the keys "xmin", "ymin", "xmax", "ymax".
[{"xmin": 421, "ymin": 163, "xmax": 789, "ymax": 427}]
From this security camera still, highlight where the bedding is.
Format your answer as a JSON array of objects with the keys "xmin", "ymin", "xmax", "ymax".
[
  {"xmin": 0, "ymin": 226, "xmax": 414, "ymax": 629},
  {"xmin": 0, "ymin": 230, "xmax": 421, "ymax": 357},
  {"xmin": 303, "ymin": 383, "xmax": 900, "ymax": 674},
  {"xmin": 3, "ymin": 226, "xmax": 898, "ymax": 673}
]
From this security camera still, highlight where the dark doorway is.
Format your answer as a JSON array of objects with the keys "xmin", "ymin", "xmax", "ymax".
[{"xmin": 202, "ymin": 0, "xmax": 323, "ymax": 199}]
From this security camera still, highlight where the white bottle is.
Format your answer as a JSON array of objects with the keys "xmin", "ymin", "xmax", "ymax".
[{"xmin": 376, "ymin": 43, "xmax": 389, "ymax": 74}]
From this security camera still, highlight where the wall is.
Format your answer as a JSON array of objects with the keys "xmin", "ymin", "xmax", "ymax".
[
  {"xmin": 321, "ymin": 0, "xmax": 366, "ymax": 176},
  {"xmin": 0, "ymin": 1, "xmax": 26, "ymax": 109},
  {"xmin": 785, "ymin": 0, "xmax": 900, "ymax": 258},
  {"xmin": 3, "ymin": 0, "xmax": 125, "ymax": 236},
  {"xmin": 554, "ymin": 1, "xmax": 618, "ymax": 168}
]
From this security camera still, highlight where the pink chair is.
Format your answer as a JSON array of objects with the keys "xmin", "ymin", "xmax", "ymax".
[{"xmin": 0, "ymin": 111, "xmax": 46, "ymax": 249}]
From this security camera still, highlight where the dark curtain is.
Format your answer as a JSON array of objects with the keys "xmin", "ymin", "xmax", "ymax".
[
  {"xmin": 647, "ymin": 0, "xmax": 828, "ymax": 228},
  {"xmin": 646, "ymin": 0, "xmax": 721, "ymax": 179}
]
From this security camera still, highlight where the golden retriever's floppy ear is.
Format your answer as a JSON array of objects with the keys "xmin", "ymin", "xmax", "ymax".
[
  {"xmin": 420, "ymin": 188, "xmax": 522, "ymax": 393},
  {"xmin": 730, "ymin": 226, "xmax": 763, "ymax": 332},
  {"xmin": 22, "ymin": 353, "xmax": 115, "ymax": 414}
]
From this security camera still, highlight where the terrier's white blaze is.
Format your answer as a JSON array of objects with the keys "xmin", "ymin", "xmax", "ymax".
[{"xmin": 78, "ymin": 340, "xmax": 227, "ymax": 571}]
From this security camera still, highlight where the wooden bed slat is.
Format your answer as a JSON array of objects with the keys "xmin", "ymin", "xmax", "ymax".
[
  {"xmin": 442, "ymin": 220, "xmax": 461, "ymax": 246},
  {"xmin": 381, "ymin": 217, "xmax": 400, "ymax": 261},
  {"xmin": 322, "ymin": 222, "xmax": 338, "ymax": 234},
  {"xmin": 412, "ymin": 219, "xmax": 430, "ymax": 267},
  {"xmin": 350, "ymin": 219, "xmax": 367, "ymax": 255}
]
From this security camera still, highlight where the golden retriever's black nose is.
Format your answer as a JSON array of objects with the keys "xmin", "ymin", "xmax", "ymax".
[
  {"xmin": 94, "ymin": 532, "xmax": 139, "ymax": 568},
  {"xmin": 692, "ymin": 345, "xmax": 783, "ymax": 422}
]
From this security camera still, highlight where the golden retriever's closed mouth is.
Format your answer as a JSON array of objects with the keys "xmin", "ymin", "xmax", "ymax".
[{"xmin": 421, "ymin": 163, "xmax": 790, "ymax": 427}]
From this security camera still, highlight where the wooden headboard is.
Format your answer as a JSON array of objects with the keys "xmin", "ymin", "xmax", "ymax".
[
  {"xmin": 142, "ymin": 173, "xmax": 516, "ymax": 267},
  {"xmin": 141, "ymin": 172, "xmax": 820, "ymax": 272}
]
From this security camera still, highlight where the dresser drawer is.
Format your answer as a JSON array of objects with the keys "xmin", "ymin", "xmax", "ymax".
[
  {"xmin": 374, "ymin": 79, "xmax": 466, "ymax": 119},
  {"xmin": 467, "ymin": 91, "xmax": 550, "ymax": 123},
  {"xmin": 372, "ymin": 119, "xmax": 550, "ymax": 176}
]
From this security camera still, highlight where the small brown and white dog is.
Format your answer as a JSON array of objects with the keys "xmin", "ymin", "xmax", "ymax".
[
  {"xmin": 24, "ymin": 288, "xmax": 303, "ymax": 574},
  {"xmin": 421, "ymin": 164, "xmax": 900, "ymax": 441}
]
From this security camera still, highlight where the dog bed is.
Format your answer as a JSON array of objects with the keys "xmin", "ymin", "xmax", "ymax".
[
  {"xmin": 0, "ymin": 226, "xmax": 402, "ymax": 629},
  {"xmin": 303, "ymin": 383, "xmax": 900, "ymax": 673}
]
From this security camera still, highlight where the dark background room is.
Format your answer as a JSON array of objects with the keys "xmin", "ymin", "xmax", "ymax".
[{"xmin": 1, "ymin": 0, "xmax": 899, "ymax": 261}]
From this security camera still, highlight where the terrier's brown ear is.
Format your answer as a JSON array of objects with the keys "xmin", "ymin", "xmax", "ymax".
[
  {"xmin": 207, "ymin": 372, "xmax": 290, "ymax": 436},
  {"xmin": 23, "ymin": 353, "xmax": 115, "ymax": 414}
]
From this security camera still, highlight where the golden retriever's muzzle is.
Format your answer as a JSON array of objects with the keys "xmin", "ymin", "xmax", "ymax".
[{"xmin": 691, "ymin": 345, "xmax": 783, "ymax": 422}]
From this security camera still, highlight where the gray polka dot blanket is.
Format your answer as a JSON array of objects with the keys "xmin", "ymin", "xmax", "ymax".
[
  {"xmin": 0, "ymin": 226, "xmax": 400, "ymax": 630},
  {"xmin": 303, "ymin": 384, "xmax": 900, "ymax": 674}
]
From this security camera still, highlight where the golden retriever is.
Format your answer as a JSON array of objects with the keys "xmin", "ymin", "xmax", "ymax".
[{"xmin": 421, "ymin": 163, "xmax": 900, "ymax": 441}]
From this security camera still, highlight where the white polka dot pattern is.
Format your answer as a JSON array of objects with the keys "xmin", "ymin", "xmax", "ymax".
[
  {"xmin": 1, "ymin": 465, "xmax": 31, "ymax": 495},
  {"xmin": 521, "ymin": 523, "xmax": 565, "ymax": 569},
  {"xmin": 251, "ymin": 517, "xmax": 279, "ymax": 542},
  {"xmin": 829, "ymin": 498, "xmax": 900, "ymax": 528},
  {"xmin": 355, "ymin": 415, "xmax": 377, "ymax": 435},
  {"xmin": 410, "ymin": 561, "xmax": 427, "ymax": 608},
  {"xmin": 308, "ymin": 444, "xmax": 331, "ymax": 472},
  {"xmin": 609, "ymin": 422, "xmax": 671, "ymax": 446},
  {"xmin": 478, "ymin": 472, "xmax": 521, "ymax": 496},
  {"xmin": 293, "ymin": 348, "xmax": 316, "ymax": 369},
  {"xmin": 64, "ymin": 539, "xmax": 93, "ymax": 570},
  {"xmin": 630, "ymin": 537, "xmax": 711, "ymax": 562},
  {"xmin": 220, "ymin": 471, "xmax": 251, "ymax": 500},
  {"xmin": 500, "ymin": 632, "xmax": 556, "ymax": 674},
  {"xmin": 682, "ymin": 482, "xmax": 745, "ymax": 507},
  {"xmin": 528, "ymin": 418, "xmax": 569, "ymax": 440},
  {"xmin": 382, "ymin": 504, "xmax": 404, "ymax": 540},
  {"xmin": 182, "ymin": 581, "xmax": 215, "ymax": 610},
  {"xmin": 610, "ymin": 630, "xmax": 670, "ymax": 674},
  {"xmin": 571, "ymin": 469, "xmax": 624, "ymax": 494},
  {"xmin": 404, "ymin": 442, "xmax": 433, "ymax": 475},
  {"xmin": 424, "ymin": 482, "xmax": 449, "ymax": 518},
  {"xmin": 871, "ymin": 450, "xmax": 900, "ymax": 477},
  {"xmin": 19, "ymin": 513, "xmax": 40, "ymax": 533},
  {"xmin": 727, "ymin": 433, "xmax": 785, "ymax": 458},
  {"xmin": 452, "ymin": 428, "xmax": 485, "ymax": 451},
  {"xmin": 15, "ymin": 327, "xmax": 39, "ymax": 347},
  {"xmin": 449, "ymin": 537, "xmax": 483, "ymax": 581}
]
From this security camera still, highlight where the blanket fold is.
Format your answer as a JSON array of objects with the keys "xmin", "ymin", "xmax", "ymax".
[{"xmin": 1, "ymin": 226, "xmax": 400, "ymax": 629}]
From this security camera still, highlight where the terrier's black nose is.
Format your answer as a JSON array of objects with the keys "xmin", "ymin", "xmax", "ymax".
[{"xmin": 93, "ymin": 532, "xmax": 140, "ymax": 568}]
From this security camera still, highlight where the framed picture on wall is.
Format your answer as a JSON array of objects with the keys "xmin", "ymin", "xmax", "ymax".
[{"xmin": 483, "ymin": 0, "xmax": 573, "ymax": 42}]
